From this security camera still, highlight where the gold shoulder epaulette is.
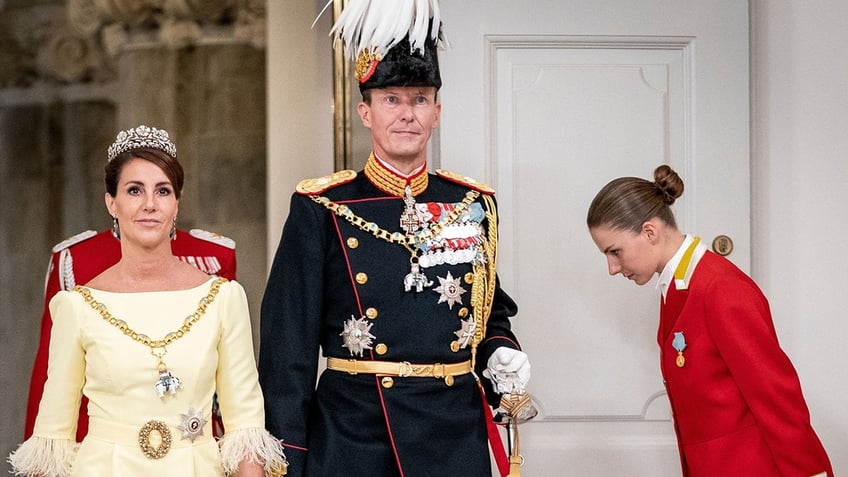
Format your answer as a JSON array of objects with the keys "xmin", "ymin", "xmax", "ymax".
[
  {"xmin": 189, "ymin": 229, "xmax": 236, "ymax": 249},
  {"xmin": 51, "ymin": 230, "xmax": 98, "ymax": 253},
  {"xmin": 435, "ymin": 169, "xmax": 495, "ymax": 194},
  {"xmin": 296, "ymin": 170, "xmax": 357, "ymax": 195}
]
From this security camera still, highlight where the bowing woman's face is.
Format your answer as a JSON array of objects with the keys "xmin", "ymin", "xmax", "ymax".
[
  {"xmin": 105, "ymin": 158, "xmax": 178, "ymax": 248},
  {"xmin": 589, "ymin": 223, "xmax": 663, "ymax": 286}
]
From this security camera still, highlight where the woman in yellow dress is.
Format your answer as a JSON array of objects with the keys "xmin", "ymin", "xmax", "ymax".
[{"xmin": 9, "ymin": 125, "xmax": 286, "ymax": 476}]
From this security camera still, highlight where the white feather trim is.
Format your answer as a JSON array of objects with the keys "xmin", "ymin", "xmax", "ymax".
[
  {"xmin": 330, "ymin": 0, "xmax": 442, "ymax": 60},
  {"xmin": 7, "ymin": 437, "xmax": 78, "ymax": 477},
  {"xmin": 218, "ymin": 428, "xmax": 288, "ymax": 476}
]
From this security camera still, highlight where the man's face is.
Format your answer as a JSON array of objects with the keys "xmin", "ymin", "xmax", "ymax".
[{"xmin": 357, "ymin": 86, "xmax": 441, "ymax": 172}]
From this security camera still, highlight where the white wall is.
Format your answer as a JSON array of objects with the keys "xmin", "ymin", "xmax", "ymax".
[
  {"xmin": 267, "ymin": 0, "xmax": 848, "ymax": 472},
  {"xmin": 751, "ymin": 0, "xmax": 848, "ymax": 471}
]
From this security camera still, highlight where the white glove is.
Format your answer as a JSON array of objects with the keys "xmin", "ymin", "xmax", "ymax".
[{"xmin": 483, "ymin": 347, "xmax": 531, "ymax": 394}]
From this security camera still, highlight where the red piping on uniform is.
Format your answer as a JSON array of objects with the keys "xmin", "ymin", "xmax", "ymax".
[
  {"xmin": 342, "ymin": 196, "xmax": 395, "ymax": 204},
  {"xmin": 481, "ymin": 336, "xmax": 521, "ymax": 350},
  {"xmin": 281, "ymin": 442, "xmax": 308, "ymax": 452},
  {"xmin": 330, "ymin": 200, "xmax": 406, "ymax": 475},
  {"xmin": 376, "ymin": 371, "xmax": 406, "ymax": 476},
  {"xmin": 330, "ymin": 211, "xmax": 364, "ymax": 317}
]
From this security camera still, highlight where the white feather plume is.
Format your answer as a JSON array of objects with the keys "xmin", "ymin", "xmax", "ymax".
[{"xmin": 326, "ymin": 0, "xmax": 443, "ymax": 60}]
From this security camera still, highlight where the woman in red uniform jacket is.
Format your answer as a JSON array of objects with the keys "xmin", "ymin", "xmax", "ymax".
[{"xmin": 586, "ymin": 165, "xmax": 832, "ymax": 477}]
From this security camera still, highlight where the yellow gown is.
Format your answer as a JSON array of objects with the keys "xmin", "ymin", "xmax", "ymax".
[{"xmin": 11, "ymin": 278, "xmax": 285, "ymax": 476}]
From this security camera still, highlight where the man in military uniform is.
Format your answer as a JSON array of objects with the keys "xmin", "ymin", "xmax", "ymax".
[
  {"xmin": 24, "ymin": 227, "xmax": 236, "ymax": 442},
  {"xmin": 259, "ymin": 2, "xmax": 531, "ymax": 475}
]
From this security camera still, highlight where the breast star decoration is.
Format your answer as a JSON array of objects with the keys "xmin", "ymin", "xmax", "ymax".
[
  {"xmin": 454, "ymin": 316, "xmax": 476, "ymax": 350},
  {"xmin": 341, "ymin": 315, "xmax": 376, "ymax": 357},
  {"xmin": 434, "ymin": 271, "xmax": 466, "ymax": 309},
  {"xmin": 177, "ymin": 407, "xmax": 207, "ymax": 442}
]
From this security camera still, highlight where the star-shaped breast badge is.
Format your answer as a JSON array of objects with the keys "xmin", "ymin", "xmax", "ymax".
[
  {"xmin": 434, "ymin": 271, "xmax": 466, "ymax": 309},
  {"xmin": 178, "ymin": 407, "xmax": 207, "ymax": 442},
  {"xmin": 340, "ymin": 315, "xmax": 376, "ymax": 357}
]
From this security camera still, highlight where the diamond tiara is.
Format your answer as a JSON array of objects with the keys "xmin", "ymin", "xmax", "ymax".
[{"xmin": 107, "ymin": 125, "xmax": 177, "ymax": 162}]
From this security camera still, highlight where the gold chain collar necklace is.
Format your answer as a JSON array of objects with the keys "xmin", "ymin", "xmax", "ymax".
[
  {"xmin": 309, "ymin": 190, "xmax": 479, "ymax": 253},
  {"xmin": 74, "ymin": 277, "xmax": 227, "ymax": 399},
  {"xmin": 310, "ymin": 189, "xmax": 480, "ymax": 292}
]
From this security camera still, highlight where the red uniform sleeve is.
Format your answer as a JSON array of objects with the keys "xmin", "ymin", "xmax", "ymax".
[{"xmin": 704, "ymin": 270, "xmax": 833, "ymax": 476}]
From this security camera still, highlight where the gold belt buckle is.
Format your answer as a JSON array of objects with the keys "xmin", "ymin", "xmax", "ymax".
[
  {"xmin": 398, "ymin": 361, "xmax": 413, "ymax": 377},
  {"xmin": 138, "ymin": 420, "xmax": 172, "ymax": 459}
]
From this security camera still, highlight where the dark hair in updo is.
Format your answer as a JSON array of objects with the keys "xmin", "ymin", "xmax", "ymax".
[
  {"xmin": 586, "ymin": 165, "xmax": 684, "ymax": 232},
  {"xmin": 104, "ymin": 147, "xmax": 184, "ymax": 200}
]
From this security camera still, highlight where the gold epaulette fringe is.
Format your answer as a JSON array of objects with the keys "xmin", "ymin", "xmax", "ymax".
[
  {"xmin": 436, "ymin": 169, "xmax": 495, "ymax": 194},
  {"xmin": 296, "ymin": 170, "xmax": 357, "ymax": 195}
]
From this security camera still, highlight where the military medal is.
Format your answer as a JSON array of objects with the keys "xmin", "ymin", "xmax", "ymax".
[
  {"xmin": 177, "ymin": 407, "xmax": 208, "ymax": 442},
  {"xmin": 399, "ymin": 185, "xmax": 422, "ymax": 234},
  {"xmin": 672, "ymin": 332, "xmax": 687, "ymax": 367},
  {"xmin": 399, "ymin": 185, "xmax": 434, "ymax": 292},
  {"xmin": 341, "ymin": 315, "xmax": 376, "ymax": 356},
  {"xmin": 434, "ymin": 272, "xmax": 466, "ymax": 309},
  {"xmin": 403, "ymin": 256, "xmax": 433, "ymax": 292},
  {"xmin": 452, "ymin": 316, "xmax": 476, "ymax": 351},
  {"xmin": 310, "ymin": 183, "xmax": 481, "ymax": 294}
]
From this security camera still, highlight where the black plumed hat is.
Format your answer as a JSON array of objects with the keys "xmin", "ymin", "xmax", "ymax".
[{"xmin": 328, "ymin": 0, "xmax": 444, "ymax": 93}]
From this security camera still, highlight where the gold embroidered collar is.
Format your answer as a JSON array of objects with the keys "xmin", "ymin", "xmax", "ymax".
[{"xmin": 364, "ymin": 153, "xmax": 428, "ymax": 197}]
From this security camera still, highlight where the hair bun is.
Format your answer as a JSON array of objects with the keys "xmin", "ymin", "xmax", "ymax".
[{"xmin": 653, "ymin": 165, "xmax": 684, "ymax": 205}]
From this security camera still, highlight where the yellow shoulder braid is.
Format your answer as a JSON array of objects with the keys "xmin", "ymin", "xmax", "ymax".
[
  {"xmin": 435, "ymin": 169, "xmax": 495, "ymax": 194},
  {"xmin": 296, "ymin": 170, "xmax": 357, "ymax": 195}
]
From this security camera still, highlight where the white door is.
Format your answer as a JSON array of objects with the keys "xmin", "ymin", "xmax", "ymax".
[{"xmin": 437, "ymin": 1, "xmax": 750, "ymax": 475}]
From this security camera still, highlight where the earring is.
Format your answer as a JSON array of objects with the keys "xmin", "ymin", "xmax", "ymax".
[
  {"xmin": 112, "ymin": 215, "xmax": 120, "ymax": 240},
  {"xmin": 170, "ymin": 216, "xmax": 177, "ymax": 241}
]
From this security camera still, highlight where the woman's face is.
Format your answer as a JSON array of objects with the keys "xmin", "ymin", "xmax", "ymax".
[
  {"xmin": 589, "ymin": 224, "xmax": 661, "ymax": 286},
  {"xmin": 105, "ymin": 158, "xmax": 178, "ymax": 248}
]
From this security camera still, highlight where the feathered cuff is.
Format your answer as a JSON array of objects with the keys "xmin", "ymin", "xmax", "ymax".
[
  {"xmin": 218, "ymin": 427, "xmax": 288, "ymax": 476},
  {"xmin": 7, "ymin": 437, "xmax": 79, "ymax": 477}
]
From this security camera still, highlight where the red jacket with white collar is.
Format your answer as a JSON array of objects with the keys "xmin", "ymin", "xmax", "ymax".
[{"xmin": 660, "ymin": 251, "xmax": 831, "ymax": 477}]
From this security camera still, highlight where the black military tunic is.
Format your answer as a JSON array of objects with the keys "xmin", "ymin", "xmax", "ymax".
[{"xmin": 259, "ymin": 156, "xmax": 522, "ymax": 477}]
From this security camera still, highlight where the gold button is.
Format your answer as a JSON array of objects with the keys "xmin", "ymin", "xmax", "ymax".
[
  {"xmin": 464, "ymin": 273, "xmax": 474, "ymax": 284},
  {"xmin": 365, "ymin": 307, "xmax": 378, "ymax": 319},
  {"xmin": 444, "ymin": 375, "xmax": 455, "ymax": 386},
  {"xmin": 347, "ymin": 237, "xmax": 359, "ymax": 249},
  {"xmin": 381, "ymin": 377, "xmax": 394, "ymax": 388},
  {"xmin": 450, "ymin": 341, "xmax": 460, "ymax": 352},
  {"xmin": 458, "ymin": 307, "xmax": 469, "ymax": 318},
  {"xmin": 355, "ymin": 272, "xmax": 368, "ymax": 284},
  {"xmin": 375, "ymin": 343, "xmax": 388, "ymax": 355}
]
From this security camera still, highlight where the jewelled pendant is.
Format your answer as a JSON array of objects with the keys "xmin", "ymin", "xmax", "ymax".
[
  {"xmin": 154, "ymin": 369, "xmax": 183, "ymax": 398},
  {"xmin": 403, "ymin": 257, "xmax": 433, "ymax": 293}
]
